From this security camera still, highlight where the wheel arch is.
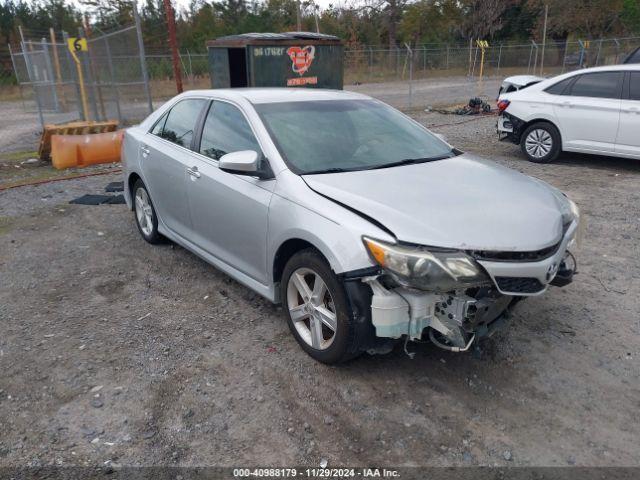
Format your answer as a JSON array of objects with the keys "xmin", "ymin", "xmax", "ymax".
[
  {"xmin": 127, "ymin": 172, "xmax": 142, "ymax": 211},
  {"xmin": 273, "ymin": 238, "xmax": 330, "ymax": 287},
  {"xmin": 518, "ymin": 117, "xmax": 563, "ymax": 148}
]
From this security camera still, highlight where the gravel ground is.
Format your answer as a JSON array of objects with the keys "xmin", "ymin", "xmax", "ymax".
[{"xmin": 1, "ymin": 111, "xmax": 639, "ymax": 470}]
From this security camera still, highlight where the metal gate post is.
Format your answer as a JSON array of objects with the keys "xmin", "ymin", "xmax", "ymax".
[
  {"xmin": 445, "ymin": 44, "xmax": 449, "ymax": 70},
  {"xmin": 405, "ymin": 43, "xmax": 413, "ymax": 109},
  {"xmin": 496, "ymin": 44, "xmax": 502, "ymax": 77},
  {"xmin": 103, "ymin": 36, "xmax": 122, "ymax": 124},
  {"xmin": 7, "ymin": 44, "xmax": 27, "ymax": 110},
  {"xmin": 561, "ymin": 40, "xmax": 568, "ymax": 73},
  {"xmin": 41, "ymin": 38, "xmax": 60, "ymax": 112},
  {"xmin": 133, "ymin": 4, "xmax": 154, "ymax": 114},
  {"xmin": 21, "ymin": 40, "xmax": 45, "ymax": 130}
]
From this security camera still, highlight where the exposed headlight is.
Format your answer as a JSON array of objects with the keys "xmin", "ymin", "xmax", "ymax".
[{"xmin": 363, "ymin": 237, "xmax": 490, "ymax": 292}]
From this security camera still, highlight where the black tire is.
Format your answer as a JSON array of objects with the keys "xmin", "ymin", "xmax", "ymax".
[
  {"xmin": 281, "ymin": 249, "xmax": 363, "ymax": 364},
  {"xmin": 132, "ymin": 179, "xmax": 163, "ymax": 244},
  {"xmin": 520, "ymin": 122, "xmax": 561, "ymax": 163}
]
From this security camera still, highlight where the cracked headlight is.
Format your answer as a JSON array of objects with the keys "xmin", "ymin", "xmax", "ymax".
[{"xmin": 363, "ymin": 237, "xmax": 490, "ymax": 292}]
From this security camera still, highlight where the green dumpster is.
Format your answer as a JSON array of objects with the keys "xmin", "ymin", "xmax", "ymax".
[{"xmin": 206, "ymin": 32, "xmax": 344, "ymax": 90}]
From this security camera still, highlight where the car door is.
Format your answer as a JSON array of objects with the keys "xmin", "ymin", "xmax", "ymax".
[
  {"xmin": 141, "ymin": 98, "xmax": 207, "ymax": 236},
  {"xmin": 185, "ymin": 100, "xmax": 274, "ymax": 284},
  {"xmin": 615, "ymin": 71, "xmax": 640, "ymax": 158},
  {"xmin": 553, "ymin": 71, "xmax": 623, "ymax": 153}
]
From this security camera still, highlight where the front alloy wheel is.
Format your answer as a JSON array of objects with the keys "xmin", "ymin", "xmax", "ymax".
[
  {"xmin": 280, "ymin": 249, "xmax": 364, "ymax": 364},
  {"xmin": 287, "ymin": 267, "xmax": 338, "ymax": 350}
]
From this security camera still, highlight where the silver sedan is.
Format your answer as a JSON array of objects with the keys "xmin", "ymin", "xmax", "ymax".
[{"xmin": 122, "ymin": 88, "xmax": 579, "ymax": 364}]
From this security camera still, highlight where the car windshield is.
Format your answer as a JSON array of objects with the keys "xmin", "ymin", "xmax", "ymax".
[{"xmin": 254, "ymin": 99, "xmax": 455, "ymax": 174}]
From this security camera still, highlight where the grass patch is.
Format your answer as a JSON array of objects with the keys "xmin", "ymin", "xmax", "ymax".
[
  {"xmin": 0, "ymin": 216, "xmax": 14, "ymax": 235},
  {"xmin": 0, "ymin": 150, "xmax": 39, "ymax": 164}
]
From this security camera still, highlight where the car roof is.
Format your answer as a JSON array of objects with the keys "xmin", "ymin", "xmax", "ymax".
[
  {"xmin": 180, "ymin": 88, "xmax": 372, "ymax": 104},
  {"xmin": 564, "ymin": 64, "xmax": 640, "ymax": 74}
]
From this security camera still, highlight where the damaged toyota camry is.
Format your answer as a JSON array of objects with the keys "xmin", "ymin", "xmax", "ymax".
[{"xmin": 122, "ymin": 88, "xmax": 579, "ymax": 364}]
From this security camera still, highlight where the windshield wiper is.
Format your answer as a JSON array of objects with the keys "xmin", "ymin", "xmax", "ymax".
[
  {"xmin": 364, "ymin": 154, "xmax": 454, "ymax": 171},
  {"xmin": 303, "ymin": 167, "xmax": 354, "ymax": 175}
]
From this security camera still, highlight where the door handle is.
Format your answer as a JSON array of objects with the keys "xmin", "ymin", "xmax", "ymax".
[
  {"xmin": 625, "ymin": 107, "xmax": 639, "ymax": 114},
  {"xmin": 187, "ymin": 166, "xmax": 201, "ymax": 179},
  {"xmin": 560, "ymin": 101, "xmax": 572, "ymax": 108},
  {"xmin": 140, "ymin": 145, "xmax": 150, "ymax": 157}
]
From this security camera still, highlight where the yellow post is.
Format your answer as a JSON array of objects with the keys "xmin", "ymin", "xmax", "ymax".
[
  {"xmin": 476, "ymin": 40, "xmax": 489, "ymax": 95},
  {"xmin": 67, "ymin": 37, "xmax": 90, "ymax": 121}
]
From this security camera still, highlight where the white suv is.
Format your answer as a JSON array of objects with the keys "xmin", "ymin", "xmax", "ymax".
[{"xmin": 497, "ymin": 65, "xmax": 640, "ymax": 163}]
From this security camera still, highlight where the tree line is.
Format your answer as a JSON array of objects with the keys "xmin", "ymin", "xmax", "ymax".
[{"xmin": 1, "ymin": 0, "xmax": 639, "ymax": 53}]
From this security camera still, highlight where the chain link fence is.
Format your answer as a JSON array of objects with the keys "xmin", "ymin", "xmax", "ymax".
[
  {"xmin": 5, "ymin": 17, "xmax": 153, "ymax": 138},
  {"xmin": 343, "ymin": 36, "xmax": 640, "ymax": 85},
  {"xmin": 1, "ymin": 31, "xmax": 638, "ymax": 153}
]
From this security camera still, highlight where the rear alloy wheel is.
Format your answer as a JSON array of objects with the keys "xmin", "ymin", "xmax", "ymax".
[
  {"xmin": 133, "ymin": 179, "xmax": 162, "ymax": 244},
  {"xmin": 281, "ymin": 249, "xmax": 363, "ymax": 364},
  {"xmin": 520, "ymin": 122, "xmax": 561, "ymax": 163}
]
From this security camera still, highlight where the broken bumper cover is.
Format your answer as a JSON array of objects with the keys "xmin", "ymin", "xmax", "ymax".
[
  {"xmin": 362, "ymin": 220, "xmax": 578, "ymax": 350},
  {"xmin": 497, "ymin": 112, "xmax": 526, "ymax": 143}
]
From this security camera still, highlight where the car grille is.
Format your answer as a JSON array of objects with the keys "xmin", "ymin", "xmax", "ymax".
[
  {"xmin": 472, "ymin": 242, "xmax": 561, "ymax": 262},
  {"xmin": 494, "ymin": 276, "xmax": 545, "ymax": 294}
]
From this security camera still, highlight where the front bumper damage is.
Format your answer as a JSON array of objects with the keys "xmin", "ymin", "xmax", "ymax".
[{"xmin": 355, "ymin": 221, "xmax": 578, "ymax": 353}]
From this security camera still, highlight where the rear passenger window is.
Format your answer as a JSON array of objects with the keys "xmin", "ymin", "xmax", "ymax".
[
  {"xmin": 629, "ymin": 72, "xmax": 640, "ymax": 101},
  {"xmin": 545, "ymin": 77, "xmax": 573, "ymax": 95},
  {"xmin": 153, "ymin": 99, "xmax": 206, "ymax": 148},
  {"xmin": 199, "ymin": 101, "xmax": 261, "ymax": 160},
  {"xmin": 568, "ymin": 72, "xmax": 622, "ymax": 99}
]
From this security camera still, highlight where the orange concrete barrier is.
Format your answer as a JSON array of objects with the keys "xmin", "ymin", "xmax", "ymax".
[{"xmin": 51, "ymin": 130, "xmax": 124, "ymax": 170}]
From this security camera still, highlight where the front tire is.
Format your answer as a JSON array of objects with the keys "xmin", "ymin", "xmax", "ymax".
[
  {"xmin": 520, "ymin": 122, "xmax": 561, "ymax": 163},
  {"xmin": 133, "ymin": 179, "xmax": 162, "ymax": 244},
  {"xmin": 281, "ymin": 249, "xmax": 362, "ymax": 364}
]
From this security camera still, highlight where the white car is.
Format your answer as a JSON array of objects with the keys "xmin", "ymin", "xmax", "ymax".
[{"xmin": 497, "ymin": 65, "xmax": 640, "ymax": 163}]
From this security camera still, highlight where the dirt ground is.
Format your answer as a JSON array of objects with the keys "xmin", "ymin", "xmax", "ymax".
[{"xmin": 1, "ymin": 108, "xmax": 639, "ymax": 471}]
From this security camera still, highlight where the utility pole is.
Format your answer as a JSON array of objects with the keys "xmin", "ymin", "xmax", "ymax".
[
  {"xmin": 540, "ymin": 3, "xmax": 548, "ymax": 76},
  {"xmin": 163, "ymin": 0, "xmax": 183, "ymax": 93},
  {"xmin": 314, "ymin": 4, "xmax": 320, "ymax": 33},
  {"xmin": 296, "ymin": 0, "xmax": 302, "ymax": 31}
]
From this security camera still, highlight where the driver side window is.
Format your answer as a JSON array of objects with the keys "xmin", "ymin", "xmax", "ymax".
[
  {"xmin": 199, "ymin": 101, "xmax": 261, "ymax": 160},
  {"xmin": 152, "ymin": 99, "xmax": 206, "ymax": 148}
]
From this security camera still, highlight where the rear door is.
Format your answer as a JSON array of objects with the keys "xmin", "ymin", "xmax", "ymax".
[
  {"xmin": 553, "ymin": 71, "xmax": 623, "ymax": 153},
  {"xmin": 186, "ymin": 100, "xmax": 274, "ymax": 284},
  {"xmin": 615, "ymin": 71, "xmax": 640, "ymax": 158},
  {"xmin": 141, "ymin": 98, "xmax": 207, "ymax": 236}
]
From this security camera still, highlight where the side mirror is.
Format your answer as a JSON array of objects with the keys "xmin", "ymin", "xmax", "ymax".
[{"xmin": 219, "ymin": 150, "xmax": 269, "ymax": 178}]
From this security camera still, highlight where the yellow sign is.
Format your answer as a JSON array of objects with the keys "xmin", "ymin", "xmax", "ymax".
[
  {"xmin": 476, "ymin": 40, "xmax": 489, "ymax": 49},
  {"xmin": 67, "ymin": 37, "xmax": 88, "ymax": 53}
]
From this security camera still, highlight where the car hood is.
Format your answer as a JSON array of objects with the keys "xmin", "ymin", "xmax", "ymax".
[{"xmin": 302, "ymin": 154, "xmax": 566, "ymax": 251}]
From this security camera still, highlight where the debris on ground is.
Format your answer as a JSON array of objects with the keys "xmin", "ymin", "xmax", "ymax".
[{"xmin": 427, "ymin": 97, "xmax": 493, "ymax": 115}]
